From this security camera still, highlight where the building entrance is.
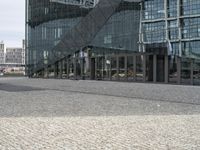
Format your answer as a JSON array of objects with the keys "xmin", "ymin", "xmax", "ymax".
[{"xmin": 40, "ymin": 50, "xmax": 199, "ymax": 86}]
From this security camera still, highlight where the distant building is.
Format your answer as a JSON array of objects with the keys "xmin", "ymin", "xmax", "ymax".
[
  {"xmin": 0, "ymin": 40, "xmax": 26, "ymax": 66},
  {"xmin": 22, "ymin": 39, "xmax": 25, "ymax": 65},
  {"xmin": 5, "ymin": 48, "xmax": 24, "ymax": 64},
  {"xmin": 0, "ymin": 41, "xmax": 5, "ymax": 64},
  {"xmin": 0, "ymin": 40, "xmax": 25, "ymax": 75}
]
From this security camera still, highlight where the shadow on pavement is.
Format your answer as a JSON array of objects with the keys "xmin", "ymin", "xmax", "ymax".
[{"xmin": 0, "ymin": 83, "xmax": 44, "ymax": 92}]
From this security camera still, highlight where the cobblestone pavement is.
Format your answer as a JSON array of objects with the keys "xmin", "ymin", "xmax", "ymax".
[{"xmin": 0, "ymin": 77, "xmax": 200, "ymax": 150}]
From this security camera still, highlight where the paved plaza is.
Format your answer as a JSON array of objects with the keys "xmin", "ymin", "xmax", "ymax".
[{"xmin": 0, "ymin": 77, "xmax": 200, "ymax": 149}]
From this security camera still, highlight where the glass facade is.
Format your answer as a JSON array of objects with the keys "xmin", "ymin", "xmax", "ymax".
[
  {"xmin": 143, "ymin": 21, "xmax": 166, "ymax": 43},
  {"xmin": 142, "ymin": 0, "xmax": 200, "ymax": 57},
  {"xmin": 141, "ymin": 0, "xmax": 200, "ymax": 85},
  {"xmin": 143, "ymin": 0, "xmax": 164, "ymax": 20},
  {"xmin": 26, "ymin": 0, "xmax": 140, "ymax": 75},
  {"xmin": 181, "ymin": 0, "xmax": 200, "ymax": 16},
  {"xmin": 26, "ymin": 0, "xmax": 200, "ymax": 85}
]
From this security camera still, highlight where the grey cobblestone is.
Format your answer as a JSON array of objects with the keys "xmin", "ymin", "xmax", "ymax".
[{"xmin": 0, "ymin": 78, "xmax": 200, "ymax": 149}]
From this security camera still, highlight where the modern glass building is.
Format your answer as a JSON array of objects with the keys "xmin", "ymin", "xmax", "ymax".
[{"xmin": 26, "ymin": 0, "xmax": 200, "ymax": 85}]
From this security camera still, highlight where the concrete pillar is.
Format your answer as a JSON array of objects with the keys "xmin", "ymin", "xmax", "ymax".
[
  {"xmin": 54, "ymin": 63, "xmax": 58, "ymax": 78},
  {"xmin": 42, "ymin": 70, "xmax": 45, "ymax": 78},
  {"xmin": 116, "ymin": 56, "xmax": 119, "ymax": 81},
  {"xmin": 95, "ymin": 57, "xmax": 97, "ymax": 80},
  {"xmin": 109, "ymin": 58, "xmax": 112, "ymax": 81},
  {"xmin": 59, "ymin": 60, "xmax": 63, "ymax": 79},
  {"xmin": 89, "ymin": 58, "xmax": 92, "ymax": 80},
  {"xmin": 73, "ymin": 58, "xmax": 77, "ymax": 80},
  {"xmin": 63, "ymin": 59, "xmax": 66, "ymax": 77},
  {"xmin": 133, "ymin": 55, "xmax": 136, "ymax": 81},
  {"xmin": 66, "ymin": 58, "xmax": 69, "ymax": 79},
  {"xmin": 153, "ymin": 54, "xmax": 157, "ymax": 83},
  {"xmin": 80, "ymin": 58, "xmax": 84, "ymax": 80},
  {"xmin": 165, "ymin": 55, "xmax": 169, "ymax": 84},
  {"xmin": 102, "ymin": 57, "xmax": 104, "ymax": 80},
  {"xmin": 53, "ymin": 65, "xmax": 55, "ymax": 78},
  {"xmin": 44, "ymin": 66, "xmax": 49, "ymax": 78},
  {"xmin": 125, "ymin": 55, "xmax": 128, "ymax": 81},
  {"xmin": 90, "ymin": 57, "xmax": 96, "ymax": 80},
  {"xmin": 190, "ymin": 59, "xmax": 194, "ymax": 85},
  {"xmin": 63, "ymin": 58, "xmax": 67, "ymax": 78},
  {"xmin": 143, "ymin": 55, "xmax": 146, "ymax": 82},
  {"xmin": 177, "ymin": 57, "xmax": 181, "ymax": 84}
]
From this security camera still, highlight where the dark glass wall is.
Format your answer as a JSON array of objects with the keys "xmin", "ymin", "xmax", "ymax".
[
  {"xmin": 142, "ymin": 0, "xmax": 200, "ymax": 85},
  {"xmin": 181, "ymin": 0, "xmax": 200, "ymax": 16},
  {"xmin": 91, "ymin": 3, "xmax": 140, "ymax": 51},
  {"xmin": 143, "ymin": 0, "xmax": 164, "ymax": 20},
  {"xmin": 26, "ymin": 0, "xmax": 141, "ymax": 75},
  {"xmin": 142, "ymin": 0, "xmax": 200, "ymax": 58},
  {"xmin": 143, "ymin": 21, "xmax": 166, "ymax": 43}
]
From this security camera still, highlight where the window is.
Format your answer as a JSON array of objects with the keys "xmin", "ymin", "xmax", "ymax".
[
  {"xmin": 143, "ymin": 0, "xmax": 165, "ymax": 20},
  {"xmin": 104, "ymin": 35, "xmax": 112, "ymax": 44},
  {"xmin": 143, "ymin": 21, "xmax": 166, "ymax": 43},
  {"xmin": 181, "ymin": 0, "xmax": 200, "ymax": 16},
  {"xmin": 167, "ymin": 0, "xmax": 177, "ymax": 17},
  {"xmin": 168, "ymin": 20, "xmax": 178, "ymax": 40},
  {"xmin": 182, "ymin": 17, "xmax": 200, "ymax": 39}
]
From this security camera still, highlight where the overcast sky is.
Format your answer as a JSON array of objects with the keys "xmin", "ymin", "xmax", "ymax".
[{"xmin": 0, "ymin": 0, "xmax": 25, "ymax": 47}]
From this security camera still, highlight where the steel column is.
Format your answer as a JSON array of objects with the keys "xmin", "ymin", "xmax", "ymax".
[
  {"xmin": 177, "ymin": 57, "xmax": 181, "ymax": 84},
  {"xmin": 190, "ymin": 59, "xmax": 194, "ymax": 85},
  {"xmin": 73, "ymin": 58, "xmax": 77, "ymax": 80},
  {"xmin": 153, "ymin": 54, "xmax": 157, "ymax": 83},
  {"xmin": 143, "ymin": 55, "xmax": 146, "ymax": 82},
  {"xmin": 133, "ymin": 55, "xmax": 136, "ymax": 81},
  {"xmin": 165, "ymin": 55, "xmax": 169, "ymax": 83},
  {"xmin": 116, "ymin": 56, "xmax": 119, "ymax": 81},
  {"xmin": 125, "ymin": 55, "xmax": 128, "ymax": 81}
]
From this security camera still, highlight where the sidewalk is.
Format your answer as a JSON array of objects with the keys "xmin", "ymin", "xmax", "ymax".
[{"xmin": 0, "ymin": 78, "xmax": 200, "ymax": 149}]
